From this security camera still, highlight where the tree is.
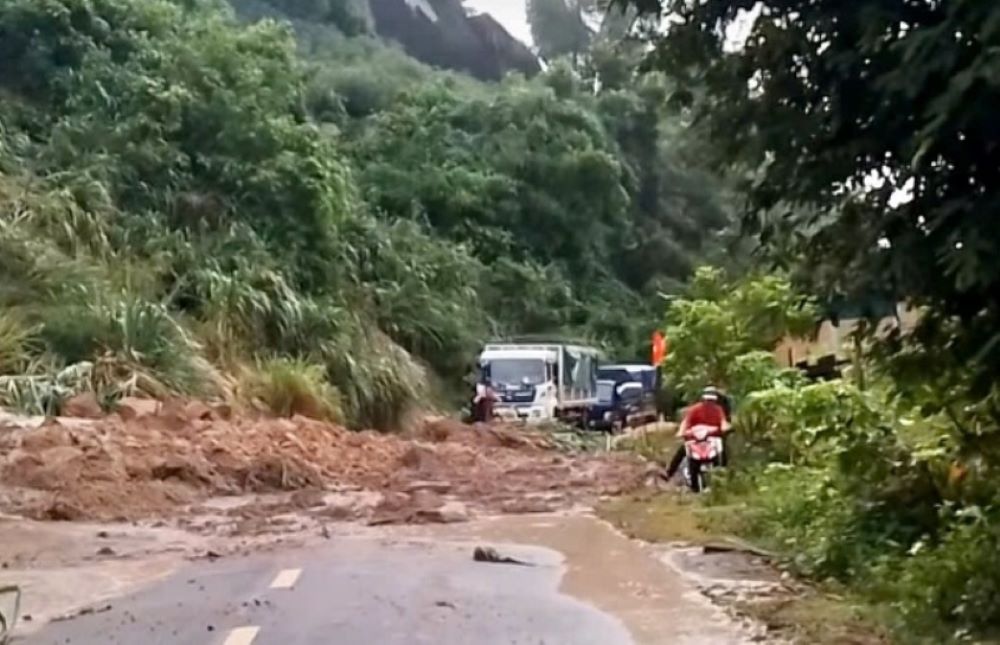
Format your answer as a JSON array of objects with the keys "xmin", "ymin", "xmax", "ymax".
[
  {"xmin": 350, "ymin": 81, "xmax": 630, "ymax": 285},
  {"xmin": 615, "ymin": 0, "xmax": 1000, "ymax": 401},
  {"xmin": 526, "ymin": 0, "xmax": 594, "ymax": 63},
  {"xmin": 0, "ymin": 0, "xmax": 357, "ymax": 290},
  {"xmin": 663, "ymin": 267, "xmax": 816, "ymax": 400}
]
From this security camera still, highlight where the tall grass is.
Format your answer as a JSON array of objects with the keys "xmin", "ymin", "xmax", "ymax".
[
  {"xmin": 321, "ymin": 326, "xmax": 425, "ymax": 431},
  {"xmin": 39, "ymin": 293, "xmax": 211, "ymax": 395},
  {"xmin": 241, "ymin": 357, "xmax": 343, "ymax": 422},
  {"xmin": 0, "ymin": 313, "xmax": 33, "ymax": 374},
  {"xmin": 2, "ymin": 156, "xmax": 429, "ymax": 430}
]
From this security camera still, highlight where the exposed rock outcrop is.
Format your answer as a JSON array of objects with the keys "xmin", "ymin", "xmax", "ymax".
[{"xmin": 371, "ymin": 0, "xmax": 539, "ymax": 80}]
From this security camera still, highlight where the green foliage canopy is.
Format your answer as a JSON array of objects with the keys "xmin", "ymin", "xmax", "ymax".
[
  {"xmin": 663, "ymin": 267, "xmax": 815, "ymax": 400},
  {"xmin": 615, "ymin": 0, "xmax": 1000, "ymax": 401}
]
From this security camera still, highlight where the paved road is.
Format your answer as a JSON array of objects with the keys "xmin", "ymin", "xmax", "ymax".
[
  {"xmin": 17, "ymin": 514, "xmax": 753, "ymax": 645},
  {"xmin": 25, "ymin": 538, "xmax": 634, "ymax": 645}
]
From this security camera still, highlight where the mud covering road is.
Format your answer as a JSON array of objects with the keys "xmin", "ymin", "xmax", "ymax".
[
  {"xmin": 0, "ymin": 405, "xmax": 767, "ymax": 643},
  {"xmin": 0, "ymin": 405, "xmax": 645, "ymax": 523},
  {"xmin": 15, "ymin": 515, "xmax": 756, "ymax": 645}
]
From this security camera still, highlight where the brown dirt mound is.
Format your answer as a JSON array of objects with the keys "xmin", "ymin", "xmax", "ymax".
[{"xmin": 0, "ymin": 405, "xmax": 646, "ymax": 522}]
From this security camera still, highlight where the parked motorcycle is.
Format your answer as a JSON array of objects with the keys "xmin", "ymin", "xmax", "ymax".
[{"xmin": 681, "ymin": 423, "xmax": 724, "ymax": 493}]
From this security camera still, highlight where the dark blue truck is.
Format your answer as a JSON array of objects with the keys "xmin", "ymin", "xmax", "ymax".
[{"xmin": 587, "ymin": 364, "xmax": 660, "ymax": 432}]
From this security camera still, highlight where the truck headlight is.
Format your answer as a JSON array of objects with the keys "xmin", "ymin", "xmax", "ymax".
[{"xmin": 603, "ymin": 412, "xmax": 612, "ymax": 421}]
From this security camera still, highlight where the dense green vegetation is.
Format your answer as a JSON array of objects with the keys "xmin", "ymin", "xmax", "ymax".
[
  {"xmin": 655, "ymin": 271, "xmax": 1000, "ymax": 641},
  {"xmin": 0, "ymin": 0, "xmax": 734, "ymax": 425},
  {"xmin": 5, "ymin": 0, "xmax": 1000, "ymax": 638},
  {"xmin": 607, "ymin": 0, "xmax": 1000, "ymax": 639}
]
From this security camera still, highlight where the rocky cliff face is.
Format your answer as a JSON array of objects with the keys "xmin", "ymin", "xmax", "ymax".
[
  {"xmin": 231, "ymin": 0, "xmax": 540, "ymax": 81},
  {"xmin": 369, "ymin": 0, "xmax": 540, "ymax": 80}
]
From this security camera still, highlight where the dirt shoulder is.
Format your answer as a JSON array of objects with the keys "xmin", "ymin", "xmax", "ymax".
[{"xmin": 597, "ymin": 492, "xmax": 892, "ymax": 645}]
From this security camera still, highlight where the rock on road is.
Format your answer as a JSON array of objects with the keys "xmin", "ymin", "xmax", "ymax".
[{"xmin": 16, "ymin": 515, "xmax": 754, "ymax": 645}]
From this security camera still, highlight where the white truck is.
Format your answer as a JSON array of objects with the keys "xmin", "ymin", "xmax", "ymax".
[{"xmin": 476, "ymin": 341, "xmax": 601, "ymax": 424}]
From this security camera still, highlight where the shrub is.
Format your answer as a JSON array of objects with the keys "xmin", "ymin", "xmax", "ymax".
[
  {"xmin": 890, "ymin": 506, "xmax": 1000, "ymax": 638},
  {"xmin": 320, "ymin": 327, "xmax": 424, "ymax": 431},
  {"xmin": 39, "ymin": 293, "xmax": 210, "ymax": 395},
  {"xmin": 242, "ymin": 357, "xmax": 343, "ymax": 422},
  {"xmin": 663, "ymin": 267, "xmax": 816, "ymax": 401}
]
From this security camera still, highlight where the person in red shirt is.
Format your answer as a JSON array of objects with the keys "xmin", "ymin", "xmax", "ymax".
[{"xmin": 664, "ymin": 386, "xmax": 731, "ymax": 480}]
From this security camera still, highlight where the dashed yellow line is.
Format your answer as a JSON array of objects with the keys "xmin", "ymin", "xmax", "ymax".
[
  {"xmin": 222, "ymin": 626, "xmax": 260, "ymax": 645},
  {"xmin": 269, "ymin": 567, "xmax": 302, "ymax": 589}
]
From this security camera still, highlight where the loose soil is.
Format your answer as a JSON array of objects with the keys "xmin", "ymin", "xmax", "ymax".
[{"xmin": 0, "ymin": 403, "xmax": 646, "ymax": 526}]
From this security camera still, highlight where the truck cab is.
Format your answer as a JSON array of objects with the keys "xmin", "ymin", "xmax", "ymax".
[
  {"xmin": 478, "ymin": 347, "xmax": 558, "ymax": 421},
  {"xmin": 586, "ymin": 364, "xmax": 659, "ymax": 431},
  {"xmin": 477, "ymin": 342, "xmax": 600, "ymax": 424},
  {"xmin": 589, "ymin": 379, "xmax": 645, "ymax": 432}
]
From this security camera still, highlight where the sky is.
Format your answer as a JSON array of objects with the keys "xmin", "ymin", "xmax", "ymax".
[
  {"xmin": 461, "ymin": 1, "xmax": 760, "ymax": 55},
  {"xmin": 464, "ymin": 0, "xmax": 534, "ymax": 47}
]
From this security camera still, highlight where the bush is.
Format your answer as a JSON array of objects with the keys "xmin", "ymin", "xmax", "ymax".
[
  {"xmin": 663, "ymin": 268, "xmax": 816, "ymax": 401},
  {"xmin": 890, "ymin": 507, "xmax": 1000, "ymax": 638},
  {"xmin": 39, "ymin": 294, "xmax": 211, "ymax": 395},
  {"xmin": 320, "ymin": 327, "xmax": 424, "ymax": 431},
  {"xmin": 242, "ymin": 357, "xmax": 343, "ymax": 422}
]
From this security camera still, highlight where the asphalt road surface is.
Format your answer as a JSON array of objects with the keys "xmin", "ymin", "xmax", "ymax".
[
  {"xmin": 25, "ymin": 539, "xmax": 635, "ymax": 645},
  {"xmin": 18, "ymin": 515, "xmax": 752, "ymax": 645}
]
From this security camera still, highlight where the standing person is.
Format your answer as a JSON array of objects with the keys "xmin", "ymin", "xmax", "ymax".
[
  {"xmin": 472, "ymin": 379, "xmax": 497, "ymax": 423},
  {"xmin": 664, "ymin": 386, "xmax": 731, "ymax": 480}
]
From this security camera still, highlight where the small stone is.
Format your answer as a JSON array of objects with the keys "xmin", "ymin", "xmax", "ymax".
[
  {"xmin": 212, "ymin": 403, "xmax": 233, "ymax": 420},
  {"xmin": 417, "ymin": 501, "xmax": 469, "ymax": 524},
  {"xmin": 182, "ymin": 401, "xmax": 213, "ymax": 421},
  {"xmin": 61, "ymin": 392, "xmax": 103, "ymax": 418},
  {"xmin": 116, "ymin": 397, "xmax": 160, "ymax": 421},
  {"xmin": 404, "ymin": 480, "xmax": 453, "ymax": 494},
  {"xmin": 97, "ymin": 546, "xmax": 116, "ymax": 556}
]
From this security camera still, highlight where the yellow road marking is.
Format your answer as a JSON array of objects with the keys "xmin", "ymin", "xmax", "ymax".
[
  {"xmin": 269, "ymin": 568, "xmax": 302, "ymax": 589},
  {"xmin": 222, "ymin": 626, "xmax": 260, "ymax": 645}
]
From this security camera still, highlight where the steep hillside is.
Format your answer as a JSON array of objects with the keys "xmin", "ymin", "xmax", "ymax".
[{"xmin": 0, "ymin": 0, "xmax": 736, "ymax": 423}]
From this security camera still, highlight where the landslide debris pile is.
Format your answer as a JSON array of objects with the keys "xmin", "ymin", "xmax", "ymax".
[{"xmin": 0, "ymin": 402, "xmax": 644, "ymax": 522}]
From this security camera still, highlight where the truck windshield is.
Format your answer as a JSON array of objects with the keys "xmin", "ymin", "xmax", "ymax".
[{"xmin": 490, "ymin": 359, "xmax": 547, "ymax": 386}]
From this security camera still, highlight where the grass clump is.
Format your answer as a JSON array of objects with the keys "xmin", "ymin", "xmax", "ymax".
[
  {"xmin": 0, "ymin": 313, "xmax": 33, "ymax": 374},
  {"xmin": 614, "ymin": 427, "xmax": 679, "ymax": 464},
  {"xmin": 39, "ymin": 294, "xmax": 211, "ymax": 396},
  {"xmin": 242, "ymin": 357, "xmax": 344, "ymax": 422},
  {"xmin": 321, "ymin": 328, "xmax": 424, "ymax": 431}
]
